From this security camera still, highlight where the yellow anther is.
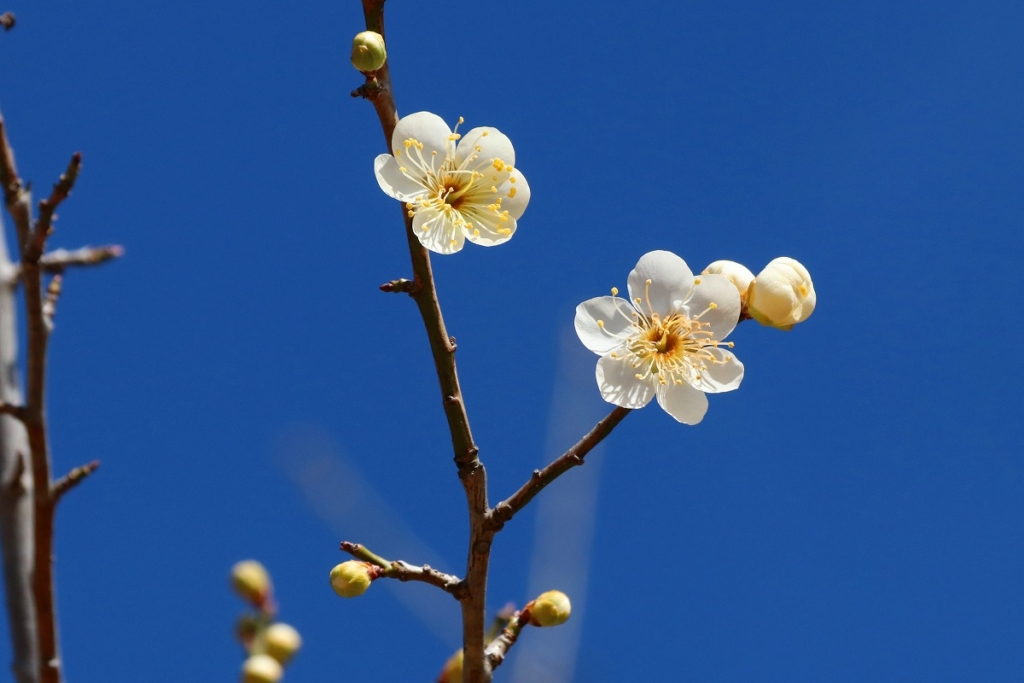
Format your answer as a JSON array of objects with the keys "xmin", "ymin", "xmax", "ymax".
[
  {"xmin": 404, "ymin": 139, "xmax": 413, "ymax": 148},
  {"xmin": 431, "ymin": 150, "xmax": 437, "ymax": 156},
  {"xmin": 481, "ymin": 131, "xmax": 489, "ymax": 136},
  {"xmin": 458, "ymin": 116, "xmax": 465, "ymax": 124},
  {"xmin": 407, "ymin": 210, "xmax": 414, "ymax": 217},
  {"xmin": 611, "ymin": 287, "xmax": 619, "ymax": 296},
  {"xmin": 635, "ymin": 374, "xmax": 644, "ymax": 380},
  {"xmin": 694, "ymin": 277, "xmax": 702, "ymax": 284},
  {"xmin": 448, "ymin": 134, "xmax": 461, "ymax": 141},
  {"xmin": 399, "ymin": 166, "xmax": 407, "ymax": 173},
  {"xmin": 491, "ymin": 186, "xmax": 498, "ymax": 193},
  {"xmin": 645, "ymin": 279, "xmax": 652, "ymax": 285},
  {"xmin": 473, "ymin": 229, "xmax": 480, "ymax": 237},
  {"xmin": 610, "ymin": 352, "xmax": 618, "ymax": 358},
  {"xmin": 416, "ymin": 142, "xmax": 424, "ymax": 150},
  {"xmin": 492, "ymin": 159, "xmax": 504, "ymax": 170},
  {"xmin": 597, "ymin": 320, "xmax": 605, "ymax": 328},
  {"xmin": 508, "ymin": 187, "xmax": 517, "ymax": 198},
  {"xmin": 450, "ymin": 239, "xmax": 457, "ymax": 246},
  {"xmin": 395, "ymin": 149, "xmax": 402, "ymax": 157},
  {"xmin": 727, "ymin": 341, "xmax": 735, "ymax": 348},
  {"xmin": 509, "ymin": 176, "xmax": 516, "ymax": 183},
  {"xmin": 474, "ymin": 145, "xmax": 482, "ymax": 152},
  {"xmin": 709, "ymin": 302, "xmax": 718, "ymax": 310}
]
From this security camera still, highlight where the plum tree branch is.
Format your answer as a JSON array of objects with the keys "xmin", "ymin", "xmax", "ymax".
[
  {"xmin": 340, "ymin": 542, "xmax": 465, "ymax": 597},
  {"xmin": 490, "ymin": 406, "xmax": 632, "ymax": 530}
]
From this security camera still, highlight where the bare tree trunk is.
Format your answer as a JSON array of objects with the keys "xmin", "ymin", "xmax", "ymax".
[{"xmin": 0, "ymin": 212, "xmax": 37, "ymax": 683}]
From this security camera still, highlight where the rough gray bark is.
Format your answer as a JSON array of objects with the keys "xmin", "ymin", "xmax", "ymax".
[{"xmin": 0, "ymin": 212, "xmax": 37, "ymax": 683}]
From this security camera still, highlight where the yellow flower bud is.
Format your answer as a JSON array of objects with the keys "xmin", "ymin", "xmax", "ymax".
[
  {"xmin": 747, "ymin": 257, "xmax": 816, "ymax": 330},
  {"xmin": 528, "ymin": 590, "xmax": 571, "ymax": 627},
  {"xmin": 351, "ymin": 30, "xmax": 387, "ymax": 73},
  {"xmin": 330, "ymin": 560, "xmax": 375, "ymax": 598},
  {"xmin": 438, "ymin": 649, "xmax": 463, "ymax": 683},
  {"xmin": 241, "ymin": 654, "xmax": 283, "ymax": 683},
  {"xmin": 702, "ymin": 260, "xmax": 755, "ymax": 302},
  {"xmin": 264, "ymin": 622, "xmax": 302, "ymax": 664},
  {"xmin": 231, "ymin": 560, "xmax": 272, "ymax": 607}
]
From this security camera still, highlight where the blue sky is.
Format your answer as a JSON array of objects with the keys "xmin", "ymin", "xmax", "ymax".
[{"xmin": 1, "ymin": 0, "xmax": 1022, "ymax": 681}]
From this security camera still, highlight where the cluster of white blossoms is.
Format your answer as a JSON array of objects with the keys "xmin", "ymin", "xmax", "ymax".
[
  {"xmin": 372, "ymin": 112, "xmax": 815, "ymax": 424},
  {"xmin": 375, "ymin": 111, "xmax": 530, "ymax": 254},
  {"xmin": 575, "ymin": 251, "xmax": 744, "ymax": 425}
]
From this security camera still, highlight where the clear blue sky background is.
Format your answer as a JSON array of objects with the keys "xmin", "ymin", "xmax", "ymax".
[{"xmin": 1, "ymin": 0, "xmax": 1022, "ymax": 681}]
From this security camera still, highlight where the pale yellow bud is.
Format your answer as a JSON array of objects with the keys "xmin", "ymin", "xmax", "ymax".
[
  {"xmin": 264, "ymin": 622, "xmax": 302, "ymax": 664},
  {"xmin": 702, "ymin": 260, "xmax": 755, "ymax": 302},
  {"xmin": 231, "ymin": 560, "xmax": 272, "ymax": 607},
  {"xmin": 241, "ymin": 654, "xmax": 283, "ymax": 683},
  {"xmin": 438, "ymin": 649, "xmax": 463, "ymax": 683},
  {"xmin": 351, "ymin": 31, "xmax": 387, "ymax": 72},
  {"xmin": 330, "ymin": 560, "xmax": 375, "ymax": 598},
  {"xmin": 747, "ymin": 257, "xmax": 816, "ymax": 330},
  {"xmin": 528, "ymin": 590, "xmax": 572, "ymax": 627}
]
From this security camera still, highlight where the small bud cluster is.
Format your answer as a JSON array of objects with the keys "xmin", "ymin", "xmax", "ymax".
[
  {"xmin": 703, "ymin": 257, "xmax": 816, "ymax": 330},
  {"xmin": 230, "ymin": 560, "xmax": 303, "ymax": 683}
]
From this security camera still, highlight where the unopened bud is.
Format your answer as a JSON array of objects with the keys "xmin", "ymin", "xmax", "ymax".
[
  {"xmin": 241, "ymin": 654, "xmax": 283, "ymax": 683},
  {"xmin": 231, "ymin": 560, "xmax": 272, "ymax": 607},
  {"xmin": 351, "ymin": 31, "xmax": 387, "ymax": 72},
  {"xmin": 264, "ymin": 622, "xmax": 302, "ymax": 664},
  {"xmin": 747, "ymin": 257, "xmax": 816, "ymax": 330},
  {"xmin": 330, "ymin": 560, "xmax": 375, "ymax": 598},
  {"xmin": 527, "ymin": 590, "xmax": 571, "ymax": 627},
  {"xmin": 438, "ymin": 649, "xmax": 463, "ymax": 683},
  {"xmin": 702, "ymin": 260, "xmax": 755, "ymax": 303}
]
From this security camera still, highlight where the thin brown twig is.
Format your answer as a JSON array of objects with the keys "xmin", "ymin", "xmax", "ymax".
[
  {"xmin": 39, "ymin": 245, "xmax": 124, "ymax": 273},
  {"xmin": 51, "ymin": 461, "xmax": 100, "ymax": 504},
  {"xmin": 339, "ymin": 541, "xmax": 465, "ymax": 597},
  {"xmin": 0, "ymin": 108, "xmax": 33, "ymax": 248},
  {"xmin": 489, "ymin": 406, "xmax": 632, "ymax": 531},
  {"xmin": 27, "ymin": 152, "xmax": 81, "ymax": 262},
  {"xmin": 483, "ymin": 609, "xmax": 528, "ymax": 672}
]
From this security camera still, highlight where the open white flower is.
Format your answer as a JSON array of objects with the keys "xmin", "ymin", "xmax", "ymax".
[
  {"xmin": 374, "ymin": 111, "xmax": 530, "ymax": 255},
  {"xmin": 574, "ymin": 251, "xmax": 744, "ymax": 424}
]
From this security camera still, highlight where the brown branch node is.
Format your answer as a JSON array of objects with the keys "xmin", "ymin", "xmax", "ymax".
[
  {"xmin": 0, "ymin": 11, "xmax": 14, "ymax": 30},
  {"xmin": 379, "ymin": 278, "xmax": 414, "ymax": 294}
]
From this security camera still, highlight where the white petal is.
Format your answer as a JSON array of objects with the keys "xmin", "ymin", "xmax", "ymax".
[
  {"xmin": 500, "ymin": 169, "xmax": 530, "ymax": 220},
  {"xmin": 462, "ymin": 215, "xmax": 512, "ymax": 246},
  {"xmin": 463, "ymin": 214, "xmax": 516, "ymax": 247},
  {"xmin": 684, "ymin": 273, "xmax": 741, "ymax": 341},
  {"xmin": 656, "ymin": 381, "xmax": 709, "ymax": 425},
  {"xmin": 391, "ymin": 111, "xmax": 452, "ymax": 161},
  {"xmin": 626, "ymin": 251, "xmax": 695, "ymax": 317},
  {"xmin": 456, "ymin": 126, "xmax": 515, "ymax": 168},
  {"xmin": 374, "ymin": 154, "xmax": 427, "ymax": 201},
  {"xmin": 596, "ymin": 355, "xmax": 655, "ymax": 409},
  {"xmin": 412, "ymin": 210, "xmax": 465, "ymax": 255},
  {"xmin": 574, "ymin": 297, "xmax": 637, "ymax": 355},
  {"xmin": 696, "ymin": 347, "xmax": 744, "ymax": 393}
]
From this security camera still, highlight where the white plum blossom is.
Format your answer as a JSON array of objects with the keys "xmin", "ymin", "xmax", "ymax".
[
  {"xmin": 574, "ymin": 251, "xmax": 744, "ymax": 425},
  {"xmin": 374, "ymin": 111, "xmax": 530, "ymax": 255}
]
